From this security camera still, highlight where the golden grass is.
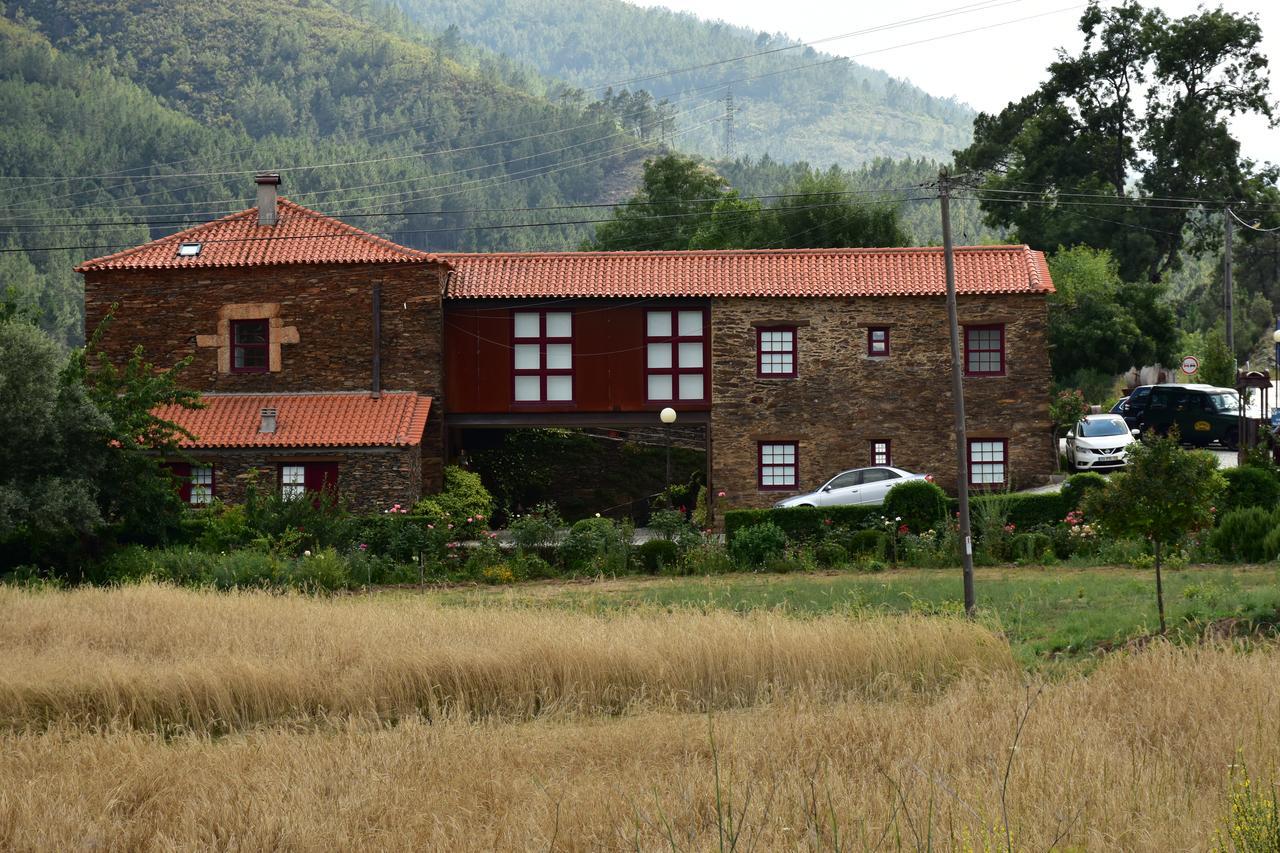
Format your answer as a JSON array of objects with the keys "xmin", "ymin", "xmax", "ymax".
[
  {"xmin": 2, "ymin": 642, "xmax": 1278, "ymax": 850},
  {"xmin": 0, "ymin": 584, "xmax": 1013, "ymax": 731}
]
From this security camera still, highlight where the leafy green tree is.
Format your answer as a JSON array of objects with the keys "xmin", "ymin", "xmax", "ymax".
[
  {"xmin": 1049, "ymin": 388, "xmax": 1092, "ymax": 471},
  {"xmin": 0, "ymin": 309, "xmax": 200, "ymax": 573},
  {"xmin": 1198, "ymin": 323, "xmax": 1237, "ymax": 388},
  {"xmin": 1083, "ymin": 430, "xmax": 1225, "ymax": 633},
  {"xmin": 1046, "ymin": 246, "xmax": 1176, "ymax": 379},
  {"xmin": 586, "ymin": 155, "xmax": 741, "ymax": 251},
  {"xmin": 955, "ymin": 0, "xmax": 1274, "ymax": 284},
  {"xmin": 768, "ymin": 172, "xmax": 909, "ymax": 249}
]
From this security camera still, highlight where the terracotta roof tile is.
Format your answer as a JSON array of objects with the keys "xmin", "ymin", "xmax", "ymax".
[
  {"xmin": 154, "ymin": 392, "xmax": 431, "ymax": 449},
  {"xmin": 76, "ymin": 199, "xmax": 440, "ymax": 272},
  {"xmin": 440, "ymin": 245, "xmax": 1054, "ymax": 299}
]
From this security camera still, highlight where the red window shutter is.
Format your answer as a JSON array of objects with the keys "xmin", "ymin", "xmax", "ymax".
[
  {"xmin": 164, "ymin": 462, "xmax": 192, "ymax": 504},
  {"xmin": 305, "ymin": 462, "xmax": 339, "ymax": 497}
]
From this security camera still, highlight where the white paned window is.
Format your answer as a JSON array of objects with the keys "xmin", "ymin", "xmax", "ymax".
[
  {"xmin": 645, "ymin": 308, "xmax": 707, "ymax": 403},
  {"xmin": 512, "ymin": 310, "xmax": 573, "ymax": 403},
  {"xmin": 757, "ymin": 327, "xmax": 796, "ymax": 376},
  {"xmin": 759, "ymin": 442, "xmax": 798, "ymax": 489},
  {"xmin": 871, "ymin": 440, "xmax": 891, "ymax": 466},
  {"xmin": 969, "ymin": 440, "xmax": 1007, "ymax": 486},
  {"xmin": 281, "ymin": 465, "xmax": 307, "ymax": 501},
  {"xmin": 190, "ymin": 465, "xmax": 213, "ymax": 505}
]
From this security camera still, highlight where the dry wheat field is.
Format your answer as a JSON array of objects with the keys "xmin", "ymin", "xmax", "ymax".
[{"xmin": 1, "ymin": 584, "xmax": 1278, "ymax": 851}]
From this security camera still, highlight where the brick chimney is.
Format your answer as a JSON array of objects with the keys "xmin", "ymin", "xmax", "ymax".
[{"xmin": 255, "ymin": 173, "xmax": 281, "ymax": 226}]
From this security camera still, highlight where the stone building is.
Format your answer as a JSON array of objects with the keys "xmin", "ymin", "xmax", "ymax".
[{"xmin": 78, "ymin": 175, "xmax": 1056, "ymax": 517}]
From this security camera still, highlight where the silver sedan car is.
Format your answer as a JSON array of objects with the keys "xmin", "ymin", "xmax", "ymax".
[{"xmin": 773, "ymin": 466, "xmax": 932, "ymax": 508}]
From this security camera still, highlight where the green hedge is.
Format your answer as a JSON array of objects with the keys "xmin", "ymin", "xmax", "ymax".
[{"xmin": 724, "ymin": 491, "xmax": 1073, "ymax": 544}]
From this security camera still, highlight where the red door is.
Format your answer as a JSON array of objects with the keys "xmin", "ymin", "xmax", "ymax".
[{"xmin": 303, "ymin": 462, "xmax": 339, "ymax": 500}]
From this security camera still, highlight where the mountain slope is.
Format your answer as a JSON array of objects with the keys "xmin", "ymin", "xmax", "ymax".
[{"xmin": 386, "ymin": 0, "xmax": 975, "ymax": 165}]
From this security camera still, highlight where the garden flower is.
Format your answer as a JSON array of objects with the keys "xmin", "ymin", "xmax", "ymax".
[
  {"xmin": 898, "ymin": 524, "xmax": 910, "ymax": 535},
  {"xmin": 1004, "ymin": 523, "xmax": 1016, "ymax": 533},
  {"xmin": 823, "ymin": 518, "xmax": 832, "ymax": 526},
  {"xmin": 427, "ymin": 523, "xmax": 434, "ymax": 529},
  {"xmin": 359, "ymin": 543, "xmax": 367, "ymax": 551},
  {"xmin": 595, "ymin": 512, "xmax": 601, "ymax": 518},
  {"xmin": 717, "ymin": 490, "xmax": 726, "ymax": 498},
  {"xmin": 303, "ymin": 550, "xmax": 311, "ymax": 557},
  {"xmin": 466, "ymin": 516, "xmax": 474, "ymax": 523}
]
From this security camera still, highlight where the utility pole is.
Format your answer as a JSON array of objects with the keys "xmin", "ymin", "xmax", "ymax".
[
  {"xmin": 1225, "ymin": 207, "xmax": 1235, "ymax": 360},
  {"xmin": 939, "ymin": 168, "xmax": 976, "ymax": 616}
]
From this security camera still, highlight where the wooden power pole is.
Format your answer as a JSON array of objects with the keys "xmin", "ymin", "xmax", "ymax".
[
  {"xmin": 939, "ymin": 169, "xmax": 976, "ymax": 616},
  {"xmin": 1225, "ymin": 207, "xmax": 1235, "ymax": 359}
]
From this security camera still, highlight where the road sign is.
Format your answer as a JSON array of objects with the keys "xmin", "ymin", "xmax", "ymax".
[{"xmin": 1180, "ymin": 355, "xmax": 1199, "ymax": 375}]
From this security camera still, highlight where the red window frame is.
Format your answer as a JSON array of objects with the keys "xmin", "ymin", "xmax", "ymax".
[
  {"xmin": 230, "ymin": 319, "xmax": 270, "ymax": 374},
  {"xmin": 964, "ymin": 324, "xmax": 1005, "ymax": 376},
  {"xmin": 512, "ymin": 310, "xmax": 574, "ymax": 404},
  {"xmin": 968, "ymin": 439, "xmax": 1008, "ymax": 488},
  {"xmin": 644, "ymin": 308, "xmax": 709, "ymax": 405},
  {"xmin": 867, "ymin": 326, "xmax": 890, "ymax": 357},
  {"xmin": 758, "ymin": 441, "xmax": 799, "ymax": 491},
  {"xmin": 870, "ymin": 440, "xmax": 891, "ymax": 466},
  {"xmin": 756, "ymin": 326, "xmax": 797, "ymax": 378},
  {"xmin": 165, "ymin": 462, "xmax": 215, "ymax": 505}
]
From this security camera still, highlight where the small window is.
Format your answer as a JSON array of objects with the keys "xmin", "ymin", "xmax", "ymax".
[
  {"xmin": 513, "ymin": 310, "xmax": 573, "ymax": 403},
  {"xmin": 871, "ymin": 440, "xmax": 891, "ymax": 466},
  {"xmin": 281, "ymin": 465, "xmax": 307, "ymax": 501},
  {"xmin": 867, "ymin": 327, "xmax": 890, "ymax": 357},
  {"xmin": 758, "ymin": 441, "xmax": 798, "ymax": 490},
  {"xmin": 177, "ymin": 241, "xmax": 203, "ymax": 257},
  {"xmin": 968, "ymin": 439, "xmax": 1007, "ymax": 487},
  {"xmin": 231, "ymin": 319, "xmax": 270, "ymax": 374},
  {"xmin": 189, "ymin": 465, "xmax": 213, "ymax": 505},
  {"xmin": 757, "ymin": 327, "xmax": 796, "ymax": 377},
  {"xmin": 964, "ymin": 324, "xmax": 1005, "ymax": 376}
]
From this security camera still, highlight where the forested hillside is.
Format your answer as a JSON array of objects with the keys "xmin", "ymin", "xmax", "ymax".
[
  {"xmin": 0, "ymin": 0, "xmax": 992, "ymax": 349},
  {"xmin": 387, "ymin": 0, "xmax": 975, "ymax": 166}
]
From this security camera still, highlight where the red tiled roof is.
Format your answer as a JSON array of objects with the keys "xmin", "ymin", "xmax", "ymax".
[
  {"xmin": 76, "ymin": 199, "xmax": 440, "ymax": 272},
  {"xmin": 440, "ymin": 245, "xmax": 1054, "ymax": 298},
  {"xmin": 154, "ymin": 392, "xmax": 432, "ymax": 449}
]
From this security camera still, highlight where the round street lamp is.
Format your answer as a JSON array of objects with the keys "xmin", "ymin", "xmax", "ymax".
[
  {"xmin": 659, "ymin": 408, "xmax": 677, "ymax": 487},
  {"xmin": 659, "ymin": 407, "xmax": 677, "ymax": 424}
]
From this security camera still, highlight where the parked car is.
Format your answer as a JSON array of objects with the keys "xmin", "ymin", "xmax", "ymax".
[
  {"xmin": 1110, "ymin": 396, "xmax": 1129, "ymax": 415},
  {"xmin": 1065, "ymin": 414, "xmax": 1140, "ymax": 472},
  {"xmin": 773, "ymin": 466, "xmax": 932, "ymax": 508},
  {"xmin": 1124, "ymin": 383, "xmax": 1240, "ymax": 448}
]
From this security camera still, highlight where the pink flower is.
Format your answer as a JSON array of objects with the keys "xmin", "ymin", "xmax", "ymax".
[
  {"xmin": 466, "ymin": 516, "xmax": 474, "ymax": 523},
  {"xmin": 446, "ymin": 542, "xmax": 457, "ymax": 549},
  {"xmin": 448, "ymin": 523, "xmax": 454, "ymax": 529},
  {"xmin": 427, "ymin": 523, "xmax": 434, "ymax": 529},
  {"xmin": 476, "ymin": 514, "xmax": 485, "ymax": 520},
  {"xmin": 897, "ymin": 524, "xmax": 910, "ymax": 535},
  {"xmin": 717, "ymin": 490, "xmax": 726, "ymax": 498},
  {"xmin": 1003, "ymin": 523, "xmax": 1016, "ymax": 533},
  {"xmin": 823, "ymin": 518, "xmax": 833, "ymax": 526},
  {"xmin": 359, "ymin": 543, "xmax": 367, "ymax": 551},
  {"xmin": 487, "ymin": 532, "xmax": 498, "ymax": 539}
]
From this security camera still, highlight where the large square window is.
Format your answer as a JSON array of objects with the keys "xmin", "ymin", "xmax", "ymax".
[
  {"xmin": 512, "ymin": 310, "xmax": 574, "ymax": 403},
  {"xmin": 968, "ymin": 439, "xmax": 1007, "ymax": 487},
  {"xmin": 645, "ymin": 308, "xmax": 707, "ymax": 403}
]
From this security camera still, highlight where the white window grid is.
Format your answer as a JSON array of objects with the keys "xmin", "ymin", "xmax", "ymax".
[
  {"xmin": 760, "ymin": 442, "xmax": 797, "ymax": 487},
  {"xmin": 759, "ymin": 329, "xmax": 795, "ymax": 375}
]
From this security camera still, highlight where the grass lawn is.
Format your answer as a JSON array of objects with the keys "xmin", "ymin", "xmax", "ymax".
[{"xmin": 417, "ymin": 564, "xmax": 1280, "ymax": 668}]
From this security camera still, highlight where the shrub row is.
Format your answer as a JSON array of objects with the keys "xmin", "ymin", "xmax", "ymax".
[{"xmin": 724, "ymin": 490, "xmax": 1074, "ymax": 544}]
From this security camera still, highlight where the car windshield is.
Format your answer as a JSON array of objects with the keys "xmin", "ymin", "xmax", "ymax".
[
  {"xmin": 1079, "ymin": 417, "xmax": 1130, "ymax": 437},
  {"xmin": 1208, "ymin": 392, "xmax": 1239, "ymax": 413}
]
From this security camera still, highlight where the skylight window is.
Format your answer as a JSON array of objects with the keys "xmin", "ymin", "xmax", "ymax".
[{"xmin": 177, "ymin": 242, "xmax": 203, "ymax": 257}]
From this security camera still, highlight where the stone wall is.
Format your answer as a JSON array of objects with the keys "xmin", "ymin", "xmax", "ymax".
[
  {"xmin": 709, "ymin": 293, "xmax": 1055, "ymax": 513},
  {"xmin": 84, "ymin": 261, "xmax": 446, "ymax": 493},
  {"xmin": 183, "ymin": 446, "xmax": 422, "ymax": 514}
]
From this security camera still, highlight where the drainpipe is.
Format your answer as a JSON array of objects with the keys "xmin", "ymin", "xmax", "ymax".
[{"xmin": 371, "ymin": 282, "xmax": 382, "ymax": 399}]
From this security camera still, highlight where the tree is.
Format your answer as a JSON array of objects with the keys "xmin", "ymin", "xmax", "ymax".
[
  {"xmin": 1198, "ymin": 323, "xmax": 1236, "ymax": 387},
  {"xmin": 1046, "ymin": 246, "xmax": 1177, "ymax": 380},
  {"xmin": 1083, "ymin": 430, "xmax": 1225, "ymax": 633},
  {"xmin": 1049, "ymin": 389, "xmax": 1091, "ymax": 471},
  {"xmin": 585, "ymin": 155, "xmax": 740, "ymax": 251},
  {"xmin": 955, "ymin": 1, "xmax": 1275, "ymax": 284},
  {"xmin": 0, "ymin": 308, "xmax": 201, "ymax": 573}
]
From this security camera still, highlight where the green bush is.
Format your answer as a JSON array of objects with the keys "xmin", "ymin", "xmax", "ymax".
[
  {"xmin": 723, "ymin": 504, "xmax": 883, "ymax": 543},
  {"xmin": 1210, "ymin": 507, "xmax": 1277, "ymax": 563},
  {"xmin": 636, "ymin": 538, "xmax": 679, "ymax": 573},
  {"xmin": 677, "ymin": 537, "xmax": 734, "ymax": 576},
  {"xmin": 858, "ymin": 558, "xmax": 887, "ymax": 573},
  {"xmin": 558, "ymin": 517, "xmax": 629, "ymax": 574},
  {"xmin": 883, "ymin": 480, "xmax": 948, "ymax": 534},
  {"xmin": 509, "ymin": 503, "xmax": 562, "ymax": 554},
  {"xmin": 414, "ymin": 466, "xmax": 494, "ymax": 538},
  {"xmin": 814, "ymin": 542, "xmax": 848, "ymax": 567},
  {"xmin": 729, "ymin": 521, "xmax": 788, "ymax": 568},
  {"xmin": 1061, "ymin": 472, "xmax": 1108, "ymax": 510},
  {"xmin": 842, "ymin": 529, "xmax": 888, "ymax": 558},
  {"xmin": 1010, "ymin": 532, "xmax": 1054, "ymax": 563},
  {"xmin": 1221, "ymin": 466, "xmax": 1280, "ymax": 514},
  {"xmin": 648, "ymin": 508, "xmax": 691, "ymax": 540},
  {"xmin": 982, "ymin": 491, "xmax": 1074, "ymax": 530}
]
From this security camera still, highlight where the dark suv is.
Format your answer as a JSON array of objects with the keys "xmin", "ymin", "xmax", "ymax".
[{"xmin": 1123, "ymin": 383, "xmax": 1240, "ymax": 448}]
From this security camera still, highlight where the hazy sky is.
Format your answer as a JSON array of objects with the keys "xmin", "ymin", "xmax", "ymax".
[{"xmin": 628, "ymin": 0, "xmax": 1278, "ymax": 163}]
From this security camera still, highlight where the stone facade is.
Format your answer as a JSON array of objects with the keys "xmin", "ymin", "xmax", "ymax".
[
  {"xmin": 709, "ymin": 294, "xmax": 1055, "ymax": 512},
  {"xmin": 83, "ymin": 262, "xmax": 447, "ymax": 492},
  {"xmin": 180, "ymin": 446, "xmax": 422, "ymax": 514}
]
